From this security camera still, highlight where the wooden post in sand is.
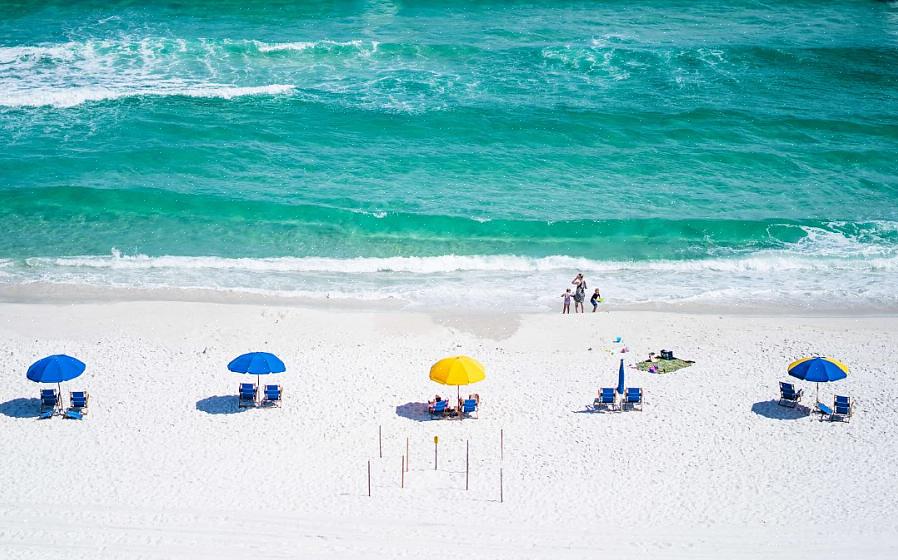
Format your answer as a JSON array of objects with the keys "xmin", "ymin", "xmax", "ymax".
[
  {"xmin": 367, "ymin": 460, "xmax": 371, "ymax": 497},
  {"xmin": 433, "ymin": 436, "xmax": 439, "ymax": 470},
  {"xmin": 465, "ymin": 440, "xmax": 470, "ymax": 491},
  {"xmin": 500, "ymin": 467, "xmax": 504, "ymax": 503},
  {"xmin": 378, "ymin": 425, "xmax": 383, "ymax": 458},
  {"xmin": 401, "ymin": 456, "xmax": 405, "ymax": 489}
]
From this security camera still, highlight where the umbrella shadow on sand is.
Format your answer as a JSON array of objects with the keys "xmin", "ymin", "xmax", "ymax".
[
  {"xmin": 0, "ymin": 398, "xmax": 42, "ymax": 419},
  {"xmin": 751, "ymin": 399, "xmax": 809, "ymax": 420},
  {"xmin": 395, "ymin": 402, "xmax": 435, "ymax": 422},
  {"xmin": 196, "ymin": 395, "xmax": 246, "ymax": 415}
]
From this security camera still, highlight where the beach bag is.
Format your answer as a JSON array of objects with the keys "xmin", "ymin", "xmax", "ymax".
[{"xmin": 660, "ymin": 349, "xmax": 674, "ymax": 360}]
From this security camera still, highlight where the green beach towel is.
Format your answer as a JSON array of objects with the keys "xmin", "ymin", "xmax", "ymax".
[{"xmin": 636, "ymin": 358, "xmax": 695, "ymax": 374}]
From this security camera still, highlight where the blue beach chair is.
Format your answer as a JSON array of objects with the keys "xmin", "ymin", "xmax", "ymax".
[
  {"xmin": 262, "ymin": 385, "xmax": 283, "ymax": 407},
  {"xmin": 778, "ymin": 382, "xmax": 803, "ymax": 408},
  {"xmin": 461, "ymin": 397, "xmax": 479, "ymax": 419},
  {"xmin": 593, "ymin": 388, "xmax": 617, "ymax": 411},
  {"xmin": 70, "ymin": 391, "xmax": 89, "ymax": 411},
  {"xmin": 63, "ymin": 391, "xmax": 89, "ymax": 420},
  {"xmin": 623, "ymin": 388, "xmax": 643, "ymax": 411},
  {"xmin": 238, "ymin": 383, "xmax": 257, "ymax": 408},
  {"xmin": 831, "ymin": 395, "xmax": 853, "ymax": 422},
  {"xmin": 39, "ymin": 389, "xmax": 59, "ymax": 418},
  {"xmin": 429, "ymin": 399, "xmax": 448, "ymax": 418}
]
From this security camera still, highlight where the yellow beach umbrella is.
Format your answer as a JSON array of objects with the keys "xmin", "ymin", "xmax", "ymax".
[{"xmin": 429, "ymin": 355, "xmax": 485, "ymax": 401}]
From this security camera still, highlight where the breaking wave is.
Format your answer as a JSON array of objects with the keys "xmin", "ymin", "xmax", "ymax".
[{"xmin": 6, "ymin": 235, "xmax": 898, "ymax": 312}]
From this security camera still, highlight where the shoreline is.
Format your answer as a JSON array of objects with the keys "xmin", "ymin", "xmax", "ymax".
[{"xmin": 3, "ymin": 282, "xmax": 898, "ymax": 319}]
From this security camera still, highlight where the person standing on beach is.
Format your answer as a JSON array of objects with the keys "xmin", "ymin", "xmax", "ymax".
[
  {"xmin": 572, "ymin": 273, "xmax": 587, "ymax": 313},
  {"xmin": 590, "ymin": 288, "xmax": 602, "ymax": 312},
  {"xmin": 561, "ymin": 288, "xmax": 573, "ymax": 314}
]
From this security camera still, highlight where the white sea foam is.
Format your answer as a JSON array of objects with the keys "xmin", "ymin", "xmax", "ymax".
[
  {"xmin": 0, "ymin": 38, "xmax": 298, "ymax": 108},
  {"xmin": 254, "ymin": 39, "xmax": 376, "ymax": 54},
  {"xmin": 255, "ymin": 41, "xmax": 318, "ymax": 53},
  {"xmin": 0, "ymin": 84, "xmax": 295, "ymax": 108},
  {"xmin": 19, "ymin": 251, "xmax": 898, "ymax": 275},
  {"xmin": 0, "ymin": 44, "xmax": 77, "ymax": 63},
  {"xmin": 0, "ymin": 36, "xmax": 427, "ymax": 110},
  {"xmin": 6, "ymin": 244, "xmax": 898, "ymax": 312}
]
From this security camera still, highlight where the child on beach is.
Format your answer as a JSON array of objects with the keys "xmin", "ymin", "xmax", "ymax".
[
  {"xmin": 590, "ymin": 288, "xmax": 602, "ymax": 312},
  {"xmin": 561, "ymin": 289, "xmax": 572, "ymax": 314}
]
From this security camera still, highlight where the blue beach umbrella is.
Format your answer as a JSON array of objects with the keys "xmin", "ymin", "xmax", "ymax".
[
  {"xmin": 788, "ymin": 356, "xmax": 848, "ymax": 402},
  {"xmin": 228, "ymin": 351, "xmax": 286, "ymax": 389},
  {"xmin": 616, "ymin": 358, "xmax": 625, "ymax": 395},
  {"xmin": 27, "ymin": 354, "xmax": 86, "ymax": 396}
]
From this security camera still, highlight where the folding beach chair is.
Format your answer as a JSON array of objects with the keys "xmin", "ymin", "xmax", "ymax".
[
  {"xmin": 593, "ymin": 388, "xmax": 617, "ymax": 411},
  {"xmin": 428, "ymin": 399, "xmax": 448, "ymax": 418},
  {"xmin": 262, "ymin": 385, "xmax": 283, "ymax": 407},
  {"xmin": 63, "ymin": 391, "xmax": 89, "ymax": 420},
  {"xmin": 238, "ymin": 383, "xmax": 257, "ymax": 408},
  {"xmin": 623, "ymin": 387, "xmax": 643, "ymax": 411},
  {"xmin": 778, "ymin": 382, "xmax": 803, "ymax": 408},
  {"xmin": 39, "ymin": 389, "xmax": 59, "ymax": 419},
  {"xmin": 461, "ymin": 398, "xmax": 479, "ymax": 419},
  {"xmin": 830, "ymin": 395, "xmax": 853, "ymax": 422},
  {"xmin": 70, "ymin": 391, "xmax": 89, "ymax": 412}
]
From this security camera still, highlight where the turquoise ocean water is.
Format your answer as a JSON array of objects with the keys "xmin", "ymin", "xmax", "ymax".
[{"xmin": 1, "ymin": 1, "xmax": 897, "ymax": 310}]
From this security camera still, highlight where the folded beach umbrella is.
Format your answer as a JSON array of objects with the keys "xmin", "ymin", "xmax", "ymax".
[
  {"xmin": 616, "ymin": 358, "xmax": 625, "ymax": 395},
  {"xmin": 429, "ymin": 355, "xmax": 485, "ymax": 402},
  {"xmin": 788, "ymin": 356, "xmax": 848, "ymax": 402},
  {"xmin": 27, "ymin": 354, "xmax": 86, "ymax": 395},
  {"xmin": 228, "ymin": 352, "xmax": 286, "ymax": 388}
]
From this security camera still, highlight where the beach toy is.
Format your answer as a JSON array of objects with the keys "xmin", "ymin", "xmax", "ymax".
[{"xmin": 613, "ymin": 336, "xmax": 622, "ymax": 343}]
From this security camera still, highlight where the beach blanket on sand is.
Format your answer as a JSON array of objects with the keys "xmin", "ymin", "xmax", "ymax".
[{"xmin": 636, "ymin": 358, "xmax": 695, "ymax": 374}]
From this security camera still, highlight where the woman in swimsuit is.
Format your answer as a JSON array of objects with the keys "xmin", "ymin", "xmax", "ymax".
[{"xmin": 573, "ymin": 278, "xmax": 587, "ymax": 313}]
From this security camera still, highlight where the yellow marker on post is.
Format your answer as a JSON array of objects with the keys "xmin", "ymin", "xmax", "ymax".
[{"xmin": 433, "ymin": 436, "xmax": 439, "ymax": 470}]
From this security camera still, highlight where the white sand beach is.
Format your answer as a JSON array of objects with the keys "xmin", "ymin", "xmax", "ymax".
[{"xmin": 2, "ymin": 297, "xmax": 898, "ymax": 559}]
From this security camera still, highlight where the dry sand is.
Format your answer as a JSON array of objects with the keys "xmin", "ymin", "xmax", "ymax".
[{"xmin": 1, "ymin": 298, "xmax": 897, "ymax": 559}]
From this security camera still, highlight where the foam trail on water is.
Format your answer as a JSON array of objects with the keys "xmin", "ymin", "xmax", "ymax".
[
  {"xmin": 0, "ymin": 38, "xmax": 301, "ymax": 108},
  {"xmin": 254, "ymin": 39, "xmax": 377, "ymax": 53},
  {"xmin": 0, "ymin": 84, "xmax": 295, "ymax": 108}
]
